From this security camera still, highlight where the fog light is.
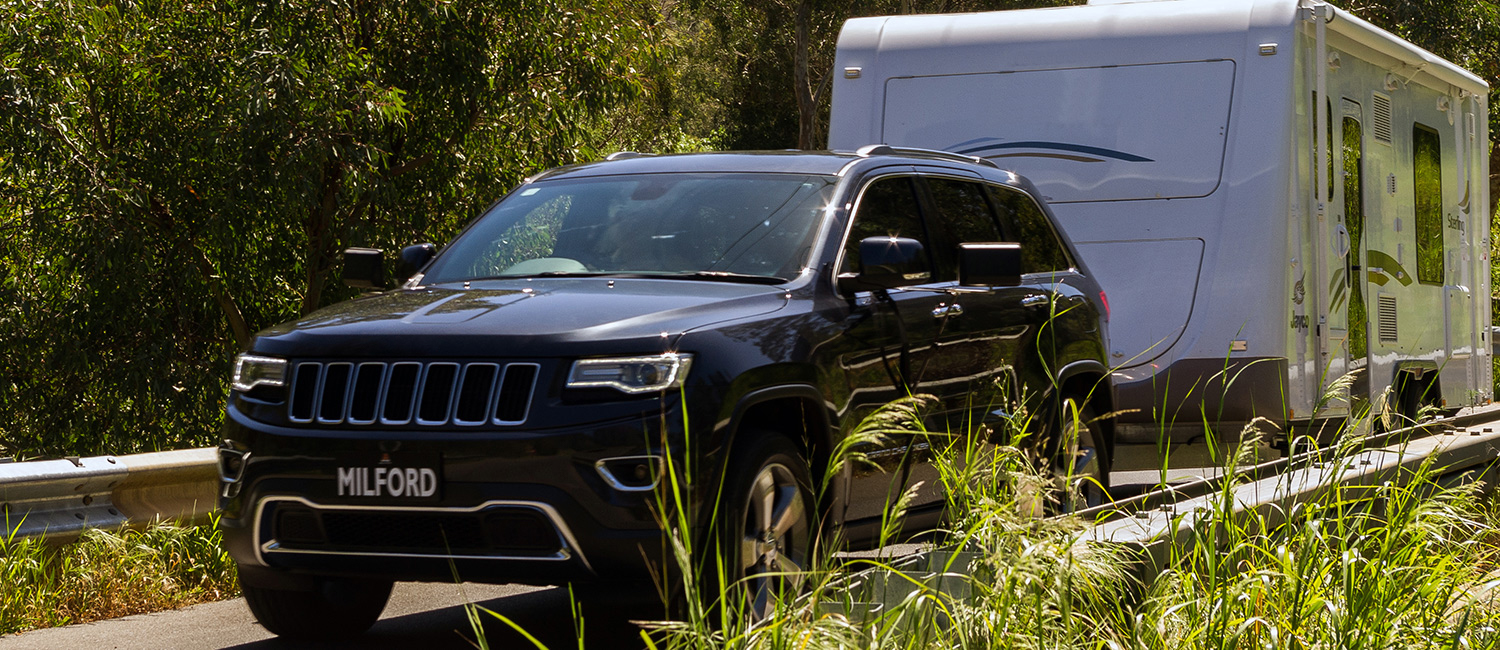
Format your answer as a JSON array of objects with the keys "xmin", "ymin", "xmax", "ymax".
[
  {"xmin": 218, "ymin": 443, "xmax": 249, "ymax": 483},
  {"xmin": 595, "ymin": 455, "xmax": 663, "ymax": 492}
]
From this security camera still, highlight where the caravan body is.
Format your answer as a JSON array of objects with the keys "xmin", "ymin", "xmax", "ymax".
[{"xmin": 829, "ymin": 0, "xmax": 1492, "ymax": 440}]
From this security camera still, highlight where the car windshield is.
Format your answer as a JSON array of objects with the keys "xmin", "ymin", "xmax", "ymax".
[{"xmin": 422, "ymin": 172, "xmax": 838, "ymax": 284}]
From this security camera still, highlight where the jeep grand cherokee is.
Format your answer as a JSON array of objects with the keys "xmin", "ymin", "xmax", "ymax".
[{"xmin": 218, "ymin": 146, "xmax": 1113, "ymax": 639}]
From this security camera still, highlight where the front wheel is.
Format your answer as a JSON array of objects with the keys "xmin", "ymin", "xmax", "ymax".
[
  {"xmin": 241, "ymin": 573, "xmax": 393, "ymax": 640},
  {"xmin": 720, "ymin": 433, "xmax": 814, "ymax": 623}
]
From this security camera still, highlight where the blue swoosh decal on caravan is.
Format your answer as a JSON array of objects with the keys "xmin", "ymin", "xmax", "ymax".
[{"xmin": 949, "ymin": 140, "xmax": 1154, "ymax": 163}]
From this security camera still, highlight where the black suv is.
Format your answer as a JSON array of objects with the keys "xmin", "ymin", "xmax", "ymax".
[{"xmin": 218, "ymin": 147, "xmax": 1113, "ymax": 638}]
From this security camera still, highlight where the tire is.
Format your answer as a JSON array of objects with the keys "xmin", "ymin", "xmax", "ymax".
[
  {"xmin": 1049, "ymin": 396, "xmax": 1109, "ymax": 513},
  {"xmin": 719, "ymin": 432, "xmax": 814, "ymax": 623},
  {"xmin": 1387, "ymin": 372, "xmax": 1438, "ymax": 430},
  {"xmin": 242, "ymin": 575, "xmax": 393, "ymax": 640},
  {"xmin": 572, "ymin": 581, "xmax": 665, "ymax": 621}
]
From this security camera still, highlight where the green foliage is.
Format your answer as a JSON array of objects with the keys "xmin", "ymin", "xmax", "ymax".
[
  {"xmin": 0, "ymin": 0, "xmax": 664, "ymax": 456},
  {"xmin": 0, "ymin": 519, "xmax": 237, "ymax": 634},
  {"xmin": 678, "ymin": 0, "xmax": 1084, "ymax": 150}
]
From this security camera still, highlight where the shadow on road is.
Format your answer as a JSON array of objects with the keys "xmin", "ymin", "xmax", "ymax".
[{"xmin": 225, "ymin": 586, "xmax": 656, "ymax": 650}]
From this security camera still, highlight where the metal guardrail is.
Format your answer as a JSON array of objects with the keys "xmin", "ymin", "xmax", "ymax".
[{"xmin": 1, "ymin": 448, "xmax": 217, "ymax": 543}]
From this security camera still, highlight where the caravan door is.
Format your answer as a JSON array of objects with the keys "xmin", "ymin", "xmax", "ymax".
[
  {"xmin": 1339, "ymin": 99, "xmax": 1371, "ymax": 410},
  {"xmin": 1312, "ymin": 94, "xmax": 1351, "ymax": 417}
]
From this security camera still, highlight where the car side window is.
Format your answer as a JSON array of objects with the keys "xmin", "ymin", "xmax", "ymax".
[
  {"xmin": 924, "ymin": 178, "xmax": 1004, "ymax": 283},
  {"xmin": 841, "ymin": 176, "xmax": 930, "ymax": 279},
  {"xmin": 986, "ymin": 185, "xmax": 1074, "ymax": 273}
]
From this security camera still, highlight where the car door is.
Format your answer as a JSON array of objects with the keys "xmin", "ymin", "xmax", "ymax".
[
  {"xmin": 985, "ymin": 183, "xmax": 1094, "ymax": 423},
  {"xmin": 883, "ymin": 175, "xmax": 1056, "ymax": 512},
  {"xmin": 834, "ymin": 173, "xmax": 954, "ymax": 524}
]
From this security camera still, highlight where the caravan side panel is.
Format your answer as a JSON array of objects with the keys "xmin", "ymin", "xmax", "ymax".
[{"xmin": 832, "ymin": 0, "xmax": 1303, "ymax": 437}]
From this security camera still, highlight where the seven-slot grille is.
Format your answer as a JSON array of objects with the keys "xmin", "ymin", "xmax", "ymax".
[{"xmin": 288, "ymin": 361, "xmax": 539, "ymax": 427}]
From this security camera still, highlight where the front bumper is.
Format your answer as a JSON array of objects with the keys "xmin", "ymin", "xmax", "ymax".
[{"xmin": 219, "ymin": 402, "xmax": 689, "ymax": 586}]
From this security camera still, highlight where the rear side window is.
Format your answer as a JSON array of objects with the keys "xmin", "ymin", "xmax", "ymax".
[
  {"xmin": 924, "ymin": 178, "xmax": 1003, "ymax": 282},
  {"xmin": 841, "ymin": 176, "xmax": 930, "ymax": 278},
  {"xmin": 987, "ymin": 185, "xmax": 1073, "ymax": 273},
  {"xmin": 1412, "ymin": 123, "xmax": 1443, "ymax": 285}
]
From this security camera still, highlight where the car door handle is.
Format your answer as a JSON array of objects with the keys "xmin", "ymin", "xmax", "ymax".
[
  {"xmin": 1020, "ymin": 294, "xmax": 1049, "ymax": 308},
  {"xmin": 932, "ymin": 303, "xmax": 963, "ymax": 319}
]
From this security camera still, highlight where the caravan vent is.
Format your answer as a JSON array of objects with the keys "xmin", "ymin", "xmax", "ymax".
[
  {"xmin": 1376, "ymin": 294, "xmax": 1398, "ymax": 343},
  {"xmin": 1372, "ymin": 93, "xmax": 1393, "ymax": 143}
]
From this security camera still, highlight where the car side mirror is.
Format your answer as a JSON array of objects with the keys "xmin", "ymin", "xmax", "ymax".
[
  {"xmin": 839, "ymin": 236, "xmax": 930, "ymax": 293},
  {"xmin": 343, "ymin": 248, "xmax": 387, "ymax": 290},
  {"xmin": 959, "ymin": 242, "xmax": 1023, "ymax": 287},
  {"xmin": 397, "ymin": 243, "xmax": 437, "ymax": 283}
]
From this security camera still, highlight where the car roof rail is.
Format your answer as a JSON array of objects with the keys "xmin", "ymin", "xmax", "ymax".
[
  {"xmin": 605, "ymin": 151, "xmax": 653, "ymax": 161},
  {"xmin": 854, "ymin": 144, "xmax": 999, "ymax": 169}
]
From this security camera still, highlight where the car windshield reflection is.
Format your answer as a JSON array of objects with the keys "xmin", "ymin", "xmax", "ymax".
[{"xmin": 422, "ymin": 173, "xmax": 837, "ymax": 284}]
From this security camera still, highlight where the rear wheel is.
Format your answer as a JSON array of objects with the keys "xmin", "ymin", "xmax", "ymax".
[
  {"xmin": 1050, "ymin": 397, "xmax": 1109, "ymax": 513},
  {"xmin": 1386, "ymin": 371, "xmax": 1440, "ymax": 430},
  {"xmin": 720, "ymin": 433, "xmax": 813, "ymax": 622},
  {"xmin": 241, "ymin": 574, "xmax": 392, "ymax": 640}
]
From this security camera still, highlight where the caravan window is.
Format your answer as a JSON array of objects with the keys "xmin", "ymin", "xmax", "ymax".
[
  {"xmin": 1412, "ymin": 123, "xmax": 1443, "ymax": 285},
  {"xmin": 880, "ymin": 61, "xmax": 1234, "ymax": 203}
]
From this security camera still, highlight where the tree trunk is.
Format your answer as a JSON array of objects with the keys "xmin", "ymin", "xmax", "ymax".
[
  {"xmin": 301, "ymin": 158, "xmax": 343, "ymax": 315},
  {"xmin": 793, "ymin": 0, "xmax": 816, "ymax": 150},
  {"xmin": 193, "ymin": 246, "xmax": 253, "ymax": 350}
]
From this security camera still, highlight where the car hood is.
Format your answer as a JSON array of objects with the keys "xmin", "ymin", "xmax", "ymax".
[{"xmin": 252, "ymin": 278, "xmax": 789, "ymax": 358}]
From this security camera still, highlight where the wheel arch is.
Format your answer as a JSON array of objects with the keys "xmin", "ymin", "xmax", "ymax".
[
  {"xmin": 1054, "ymin": 359, "xmax": 1116, "ymax": 461},
  {"xmin": 719, "ymin": 384, "xmax": 843, "ymax": 522}
]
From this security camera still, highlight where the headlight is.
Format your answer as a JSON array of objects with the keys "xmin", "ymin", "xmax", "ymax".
[
  {"xmin": 232, "ymin": 354, "xmax": 288, "ymax": 392},
  {"xmin": 566, "ymin": 353, "xmax": 693, "ymax": 394}
]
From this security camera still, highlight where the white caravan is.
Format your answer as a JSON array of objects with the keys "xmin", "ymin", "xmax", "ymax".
[{"xmin": 829, "ymin": 0, "xmax": 1492, "ymax": 442}]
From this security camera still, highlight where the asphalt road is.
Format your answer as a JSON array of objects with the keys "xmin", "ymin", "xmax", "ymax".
[{"xmin": 0, "ymin": 582, "xmax": 657, "ymax": 650}]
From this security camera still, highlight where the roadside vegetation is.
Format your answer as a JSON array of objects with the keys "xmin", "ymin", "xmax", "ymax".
[
  {"xmin": 0, "ymin": 518, "xmax": 236, "ymax": 635},
  {"xmin": 452, "ymin": 390, "xmax": 1500, "ymax": 649}
]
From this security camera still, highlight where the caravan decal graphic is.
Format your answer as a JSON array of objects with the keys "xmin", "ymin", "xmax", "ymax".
[{"xmin": 947, "ymin": 138, "xmax": 1154, "ymax": 163}]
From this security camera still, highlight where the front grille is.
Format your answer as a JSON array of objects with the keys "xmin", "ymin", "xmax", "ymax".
[
  {"xmin": 288, "ymin": 361, "xmax": 540, "ymax": 427},
  {"xmin": 267, "ymin": 504, "xmax": 564, "ymax": 557}
]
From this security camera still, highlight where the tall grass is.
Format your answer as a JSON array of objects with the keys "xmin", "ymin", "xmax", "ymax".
[
  {"xmin": 462, "ymin": 377, "xmax": 1500, "ymax": 649},
  {"xmin": 0, "ymin": 518, "xmax": 238, "ymax": 634}
]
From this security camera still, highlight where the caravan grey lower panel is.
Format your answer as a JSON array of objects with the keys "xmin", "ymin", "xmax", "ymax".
[{"xmin": 1114, "ymin": 356, "xmax": 1288, "ymax": 443}]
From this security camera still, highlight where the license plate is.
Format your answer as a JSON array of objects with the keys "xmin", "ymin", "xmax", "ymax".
[{"xmin": 332, "ymin": 452, "xmax": 442, "ymax": 502}]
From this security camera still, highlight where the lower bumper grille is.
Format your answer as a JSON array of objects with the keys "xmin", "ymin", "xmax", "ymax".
[{"xmin": 259, "ymin": 499, "xmax": 572, "ymax": 561}]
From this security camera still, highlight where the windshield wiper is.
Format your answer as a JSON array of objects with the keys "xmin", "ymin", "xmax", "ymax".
[
  {"xmin": 663, "ymin": 271, "xmax": 787, "ymax": 285},
  {"xmin": 460, "ymin": 272, "xmax": 620, "ymax": 281}
]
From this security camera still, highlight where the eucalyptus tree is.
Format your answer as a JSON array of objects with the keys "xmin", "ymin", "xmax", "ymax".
[
  {"xmin": 680, "ymin": 0, "xmax": 1082, "ymax": 151},
  {"xmin": 0, "ymin": 0, "xmax": 659, "ymax": 455}
]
